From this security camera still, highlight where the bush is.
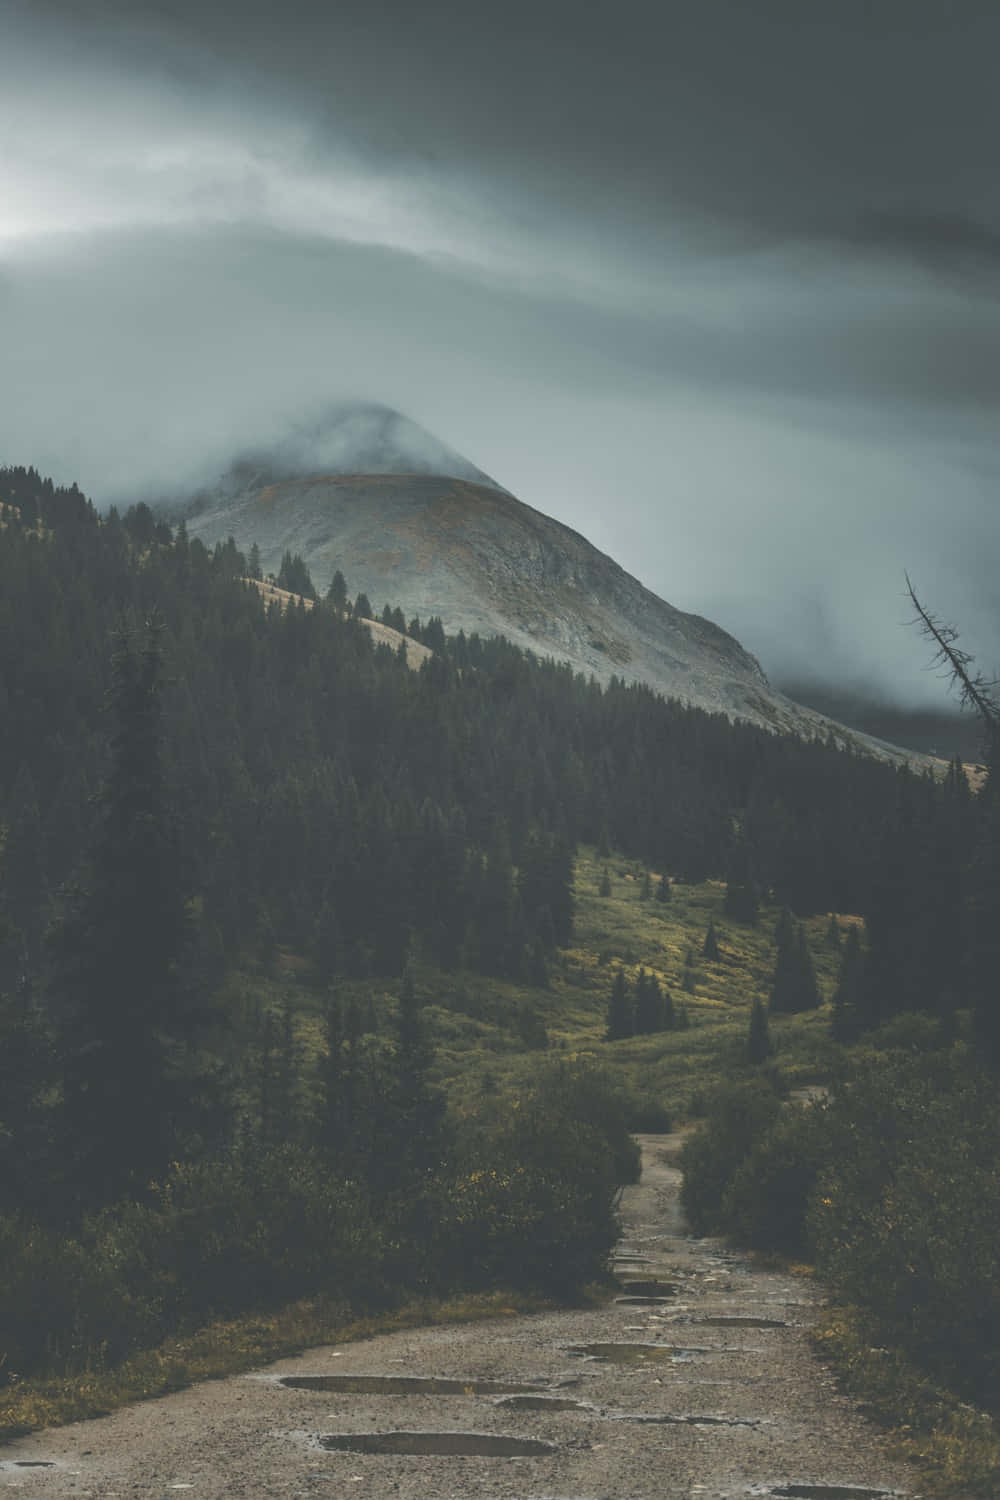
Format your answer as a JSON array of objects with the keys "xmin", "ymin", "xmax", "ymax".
[
  {"xmin": 445, "ymin": 1059, "xmax": 639, "ymax": 1293},
  {"xmin": 810, "ymin": 1056, "xmax": 1000, "ymax": 1406},
  {"xmin": 679, "ymin": 1078, "xmax": 782, "ymax": 1235},
  {"xmin": 721, "ymin": 1104, "xmax": 830, "ymax": 1257}
]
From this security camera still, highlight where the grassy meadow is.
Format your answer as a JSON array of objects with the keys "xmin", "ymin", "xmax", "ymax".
[{"xmin": 245, "ymin": 846, "xmax": 850, "ymax": 1129}]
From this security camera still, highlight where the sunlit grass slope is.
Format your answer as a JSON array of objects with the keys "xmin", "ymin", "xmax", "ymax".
[{"xmin": 250, "ymin": 846, "xmax": 850, "ymax": 1126}]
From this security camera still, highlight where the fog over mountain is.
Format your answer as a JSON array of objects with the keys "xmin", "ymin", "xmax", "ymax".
[{"xmin": 2, "ymin": 0, "xmax": 999, "ymax": 711}]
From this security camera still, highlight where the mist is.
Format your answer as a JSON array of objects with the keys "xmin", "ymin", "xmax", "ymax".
[{"xmin": 2, "ymin": 0, "xmax": 999, "ymax": 708}]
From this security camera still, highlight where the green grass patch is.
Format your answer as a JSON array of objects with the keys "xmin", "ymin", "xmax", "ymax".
[
  {"xmin": 229, "ymin": 846, "xmax": 849, "ymax": 1126},
  {"xmin": 0, "ymin": 1287, "xmax": 558, "ymax": 1444}
]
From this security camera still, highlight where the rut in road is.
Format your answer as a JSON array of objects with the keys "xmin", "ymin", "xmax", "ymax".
[{"xmin": 0, "ymin": 1134, "xmax": 917, "ymax": 1499}]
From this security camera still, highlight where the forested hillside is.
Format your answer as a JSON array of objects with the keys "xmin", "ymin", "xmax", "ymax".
[{"xmin": 1, "ymin": 464, "xmax": 997, "ymax": 1482}]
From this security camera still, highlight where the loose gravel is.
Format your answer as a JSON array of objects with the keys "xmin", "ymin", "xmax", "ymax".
[{"xmin": 0, "ymin": 1134, "xmax": 919, "ymax": 1498}]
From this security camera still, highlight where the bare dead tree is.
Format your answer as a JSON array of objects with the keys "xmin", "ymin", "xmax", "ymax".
[{"xmin": 905, "ymin": 573, "xmax": 1000, "ymax": 754}]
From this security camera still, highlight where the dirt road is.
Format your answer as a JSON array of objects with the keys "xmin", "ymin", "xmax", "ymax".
[{"xmin": 0, "ymin": 1134, "xmax": 918, "ymax": 1497}]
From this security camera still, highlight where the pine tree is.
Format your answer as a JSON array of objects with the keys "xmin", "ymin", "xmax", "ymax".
[
  {"xmin": 393, "ymin": 964, "xmax": 445, "ymax": 1175},
  {"xmin": 599, "ymin": 865, "xmax": 612, "ymax": 898},
  {"xmin": 634, "ymin": 968, "xmax": 665, "ymax": 1034},
  {"xmin": 277, "ymin": 550, "xmax": 316, "ymax": 599},
  {"xmin": 702, "ymin": 917, "xmax": 720, "ymax": 961},
  {"xmin": 640, "ymin": 869, "xmax": 652, "ymax": 900},
  {"xmin": 770, "ymin": 908, "xmax": 819, "ymax": 1013},
  {"xmin": 682, "ymin": 949, "xmax": 697, "ymax": 994},
  {"xmin": 724, "ymin": 839, "xmax": 759, "ymax": 925},
  {"xmin": 769, "ymin": 907, "xmax": 798, "ymax": 1013},
  {"xmin": 831, "ymin": 924, "xmax": 865, "ymax": 1043},
  {"xmin": 746, "ymin": 996, "xmax": 772, "ymax": 1063},
  {"xmin": 795, "ymin": 925, "xmax": 820, "ymax": 1010},
  {"xmin": 53, "ymin": 618, "xmax": 214, "ymax": 1207},
  {"xmin": 326, "ymin": 569, "xmax": 348, "ymax": 610},
  {"xmin": 247, "ymin": 542, "xmax": 262, "ymax": 581},
  {"xmin": 656, "ymin": 873, "xmax": 672, "ymax": 904},
  {"xmin": 605, "ymin": 969, "xmax": 633, "ymax": 1040}
]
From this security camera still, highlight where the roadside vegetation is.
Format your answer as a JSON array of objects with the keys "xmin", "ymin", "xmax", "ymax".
[{"xmin": 1, "ymin": 465, "xmax": 997, "ymax": 1493}]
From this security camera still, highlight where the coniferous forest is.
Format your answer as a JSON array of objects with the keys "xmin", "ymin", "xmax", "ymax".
[{"xmin": 1, "ymin": 465, "xmax": 999, "ymax": 1468}]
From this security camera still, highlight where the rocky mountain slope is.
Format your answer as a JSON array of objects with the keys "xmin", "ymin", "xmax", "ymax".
[{"xmin": 179, "ymin": 406, "xmax": 905, "ymax": 749}]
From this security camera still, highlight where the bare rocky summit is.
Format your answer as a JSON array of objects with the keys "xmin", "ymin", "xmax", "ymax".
[{"xmin": 180, "ymin": 405, "xmax": 905, "ymax": 751}]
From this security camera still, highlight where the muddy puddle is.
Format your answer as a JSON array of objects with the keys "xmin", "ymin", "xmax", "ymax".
[
  {"xmin": 566, "ymin": 1342, "xmax": 719, "ymax": 1364},
  {"xmin": 495, "ymin": 1395, "xmax": 592, "ymax": 1412},
  {"xmin": 318, "ymin": 1431, "xmax": 556, "ymax": 1457},
  {"xmin": 698, "ymin": 1316, "xmax": 786, "ymax": 1328},
  {"xmin": 616, "ymin": 1413, "xmax": 760, "ymax": 1428},
  {"xmin": 616, "ymin": 1279, "xmax": 678, "ymax": 1297},
  {"xmin": 768, "ymin": 1487, "xmax": 895, "ymax": 1499},
  {"xmin": 615, "ymin": 1295, "xmax": 676, "ymax": 1306},
  {"xmin": 281, "ymin": 1374, "xmax": 543, "ymax": 1396}
]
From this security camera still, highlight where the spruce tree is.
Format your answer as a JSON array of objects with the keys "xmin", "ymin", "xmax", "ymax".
[
  {"xmin": 724, "ymin": 839, "xmax": 759, "ymax": 925},
  {"xmin": 702, "ymin": 917, "xmax": 720, "ymax": 961},
  {"xmin": 771, "ymin": 909, "xmax": 819, "ymax": 1013},
  {"xmin": 605, "ymin": 969, "xmax": 633, "ymax": 1040},
  {"xmin": 831, "ymin": 925, "xmax": 865, "ymax": 1043},
  {"xmin": 746, "ymin": 996, "xmax": 772, "ymax": 1063},
  {"xmin": 634, "ymin": 968, "xmax": 665, "ymax": 1034},
  {"xmin": 326, "ymin": 569, "xmax": 348, "ymax": 610},
  {"xmin": 599, "ymin": 865, "xmax": 612, "ymax": 898},
  {"xmin": 393, "ymin": 964, "xmax": 445, "ymax": 1176},
  {"xmin": 769, "ymin": 907, "xmax": 798, "ymax": 1014},
  {"xmin": 656, "ymin": 873, "xmax": 672, "ymax": 904},
  {"xmin": 53, "ymin": 619, "xmax": 212, "ymax": 1207}
]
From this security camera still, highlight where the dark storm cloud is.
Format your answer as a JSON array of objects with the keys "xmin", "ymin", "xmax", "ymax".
[
  {"xmin": 2, "ymin": 0, "xmax": 999, "ymax": 705},
  {"xmin": 19, "ymin": 0, "xmax": 1000, "ymax": 247}
]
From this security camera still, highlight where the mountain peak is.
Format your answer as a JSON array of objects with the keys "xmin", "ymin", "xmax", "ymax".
[{"xmin": 217, "ymin": 402, "xmax": 506, "ymax": 495}]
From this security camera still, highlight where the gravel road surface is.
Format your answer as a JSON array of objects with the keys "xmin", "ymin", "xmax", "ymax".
[{"xmin": 0, "ymin": 1134, "xmax": 919, "ymax": 1498}]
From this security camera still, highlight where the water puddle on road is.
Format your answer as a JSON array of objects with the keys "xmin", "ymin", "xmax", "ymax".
[
  {"xmin": 616, "ymin": 1413, "xmax": 760, "ymax": 1428},
  {"xmin": 698, "ymin": 1316, "xmax": 786, "ymax": 1329},
  {"xmin": 281, "ymin": 1375, "xmax": 542, "ymax": 1396},
  {"xmin": 768, "ymin": 1487, "xmax": 895, "ymax": 1499},
  {"xmin": 496, "ymin": 1395, "xmax": 592, "ymax": 1412},
  {"xmin": 615, "ymin": 1295, "xmax": 677, "ymax": 1306},
  {"xmin": 566, "ymin": 1343, "xmax": 717, "ymax": 1365},
  {"xmin": 319, "ymin": 1431, "xmax": 556, "ymax": 1457},
  {"xmin": 617, "ymin": 1279, "xmax": 679, "ymax": 1297}
]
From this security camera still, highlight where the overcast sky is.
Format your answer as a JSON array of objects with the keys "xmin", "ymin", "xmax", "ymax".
[{"xmin": 2, "ymin": 0, "xmax": 999, "ymax": 706}]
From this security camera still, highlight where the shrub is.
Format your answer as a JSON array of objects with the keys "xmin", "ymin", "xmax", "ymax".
[
  {"xmin": 679, "ymin": 1078, "xmax": 782, "ymax": 1235},
  {"xmin": 810, "ymin": 1056, "xmax": 1000, "ymax": 1406},
  {"xmin": 721, "ymin": 1103, "xmax": 830, "ymax": 1256}
]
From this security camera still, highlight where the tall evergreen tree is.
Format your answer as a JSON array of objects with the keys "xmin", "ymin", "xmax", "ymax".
[
  {"xmin": 634, "ymin": 968, "xmax": 665, "ymax": 1034},
  {"xmin": 831, "ymin": 924, "xmax": 865, "ymax": 1044},
  {"xmin": 52, "ymin": 619, "xmax": 215, "ymax": 1208},
  {"xmin": 605, "ymin": 969, "xmax": 633, "ymax": 1040},
  {"xmin": 724, "ymin": 838, "xmax": 759, "ymax": 925},
  {"xmin": 326, "ymin": 569, "xmax": 348, "ymax": 610},
  {"xmin": 770, "ymin": 908, "xmax": 819, "ymax": 1014},
  {"xmin": 746, "ymin": 996, "xmax": 772, "ymax": 1063},
  {"xmin": 702, "ymin": 917, "xmax": 720, "ymax": 961}
]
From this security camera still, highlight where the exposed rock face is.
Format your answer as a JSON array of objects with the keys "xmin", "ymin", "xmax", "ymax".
[{"xmin": 179, "ymin": 409, "xmax": 904, "ymax": 749}]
